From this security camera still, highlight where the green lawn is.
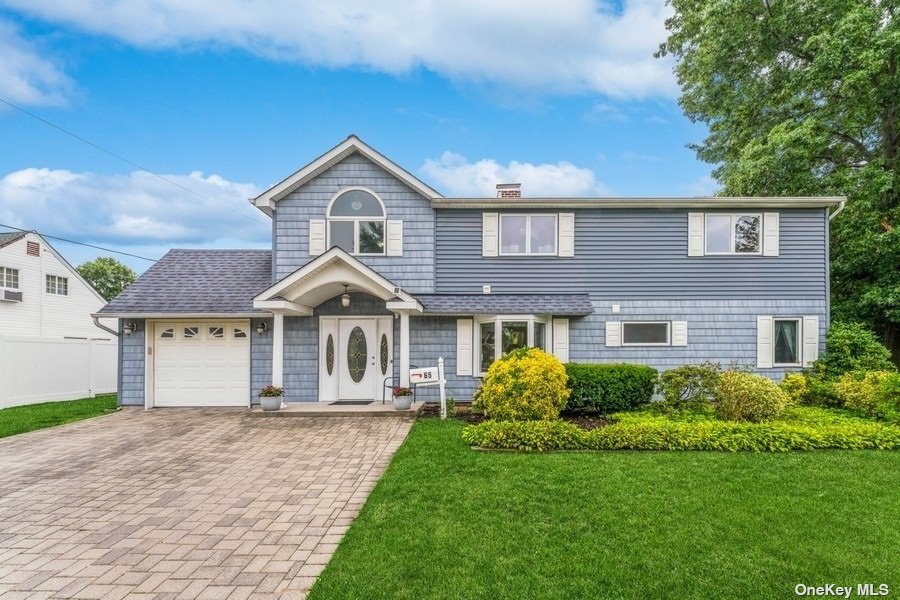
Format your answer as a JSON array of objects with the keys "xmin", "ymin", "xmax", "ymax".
[
  {"xmin": 0, "ymin": 395, "xmax": 118, "ymax": 439},
  {"xmin": 310, "ymin": 418, "xmax": 900, "ymax": 600}
]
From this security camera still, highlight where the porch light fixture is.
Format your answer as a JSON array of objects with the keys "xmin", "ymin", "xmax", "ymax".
[
  {"xmin": 341, "ymin": 284, "xmax": 351, "ymax": 308},
  {"xmin": 256, "ymin": 322, "xmax": 268, "ymax": 335},
  {"xmin": 122, "ymin": 322, "xmax": 136, "ymax": 335}
]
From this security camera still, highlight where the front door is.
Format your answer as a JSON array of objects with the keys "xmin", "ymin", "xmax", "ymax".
[{"xmin": 338, "ymin": 319, "xmax": 377, "ymax": 400}]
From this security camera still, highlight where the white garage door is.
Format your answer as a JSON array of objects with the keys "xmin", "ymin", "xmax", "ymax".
[{"xmin": 153, "ymin": 321, "xmax": 251, "ymax": 407}]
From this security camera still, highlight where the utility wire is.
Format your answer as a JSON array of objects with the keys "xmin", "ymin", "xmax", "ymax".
[
  {"xmin": 0, "ymin": 96, "xmax": 268, "ymax": 226},
  {"xmin": 0, "ymin": 223, "xmax": 157, "ymax": 262}
]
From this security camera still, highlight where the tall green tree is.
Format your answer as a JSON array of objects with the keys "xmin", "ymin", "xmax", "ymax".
[
  {"xmin": 658, "ymin": 0, "xmax": 900, "ymax": 360},
  {"xmin": 76, "ymin": 257, "xmax": 136, "ymax": 301}
]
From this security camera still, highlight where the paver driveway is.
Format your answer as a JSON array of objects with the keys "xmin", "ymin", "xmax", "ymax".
[{"xmin": 0, "ymin": 408, "xmax": 412, "ymax": 599}]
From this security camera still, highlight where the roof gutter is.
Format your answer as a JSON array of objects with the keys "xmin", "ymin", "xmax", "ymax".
[
  {"xmin": 93, "ymin": 315, "xmax": 119, "ymax": 337},
  {"xmin": 828, "ymin": 199, "xmax": 846, "ymax": 221}
]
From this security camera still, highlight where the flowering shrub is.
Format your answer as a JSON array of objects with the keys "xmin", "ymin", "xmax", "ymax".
[
  {"xmin": 392, "ymin": 386, "xmax": 414, "ymax": 397},
  {"xmin": 258, "ymin": 385, "xmax": 284, "ymax": 397},
  {"xmin": 477, "ymin": 347, "xmax": 569, "ymax": 421},
  {"xmin": 715, "ymin": 371, "xmax": 788, "ymax": 422},
  {"xmin": 834, "ymin": 371, "xmax": 893, "ymax": 414},
  {"xmin": 779, "ymin": 372, "xmax": 808, "ymax": 405}
]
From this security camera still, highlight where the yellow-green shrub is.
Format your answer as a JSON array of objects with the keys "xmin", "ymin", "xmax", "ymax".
[
  {"xmin": 779, "ymin": 372, "xmax": 808, "ymax": 405},
  {"xmin": 715, "ymin": 371, "xmax": 788, "ymax": 422},
  {"xmin": 478, "ymin": 347, "xmax": 569, "ymax": 421},
  {"xmin": 834, "ymin": 371, "xmax": 893, "ymax": 413}
]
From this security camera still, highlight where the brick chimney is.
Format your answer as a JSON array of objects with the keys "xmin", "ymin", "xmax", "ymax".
[{"xmin": 496, "ymin": 183, "xmax": 522, "ymax": 198}]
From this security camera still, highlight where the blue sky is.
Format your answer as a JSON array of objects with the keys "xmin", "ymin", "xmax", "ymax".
[{"xmin": 0, "ymin": 1, "xmax": 715, "ymax": 273}]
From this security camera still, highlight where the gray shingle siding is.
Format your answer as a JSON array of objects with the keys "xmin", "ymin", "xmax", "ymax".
[
  {"xmin": 119, "ymin": 319, "xmax": 145, "ymax": 406},
  {"xmin": 435, "ymin": 208, "xmax": 829, "ymax": 298},
  {"xmin": 273, "ymin": 153, "xmax": 435, "ymax": 293},
  {"xmin": 250, "ymin": 318, "xmax": 273, "ymax": 404},
  {"xmin": 409, "ymin": 316, "xmax": 479, "ymax": 403},
  {"xmin": 569, "ymin": 299, "xmax": 827, "ymax": 380},
  {"xmin": 418, "ymin": 294, "xmax": 593, "ymax": 315}
]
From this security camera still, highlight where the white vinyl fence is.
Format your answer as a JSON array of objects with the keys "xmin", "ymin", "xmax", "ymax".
[{"xmin": 0, "ymin": 335, "xmax": 118, "ymax": 409}]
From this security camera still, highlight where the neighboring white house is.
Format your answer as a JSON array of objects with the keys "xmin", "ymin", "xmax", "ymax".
[{"xmin": 0, "ymin": 231, "xmax": 117, "ymax": 407}]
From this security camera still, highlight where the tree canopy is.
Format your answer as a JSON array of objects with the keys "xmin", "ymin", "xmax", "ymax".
[
  {"xmin": 658, "ymin": 0, "xmax": 900, "ymax": 360},
  {"xmin": 76, "ymin": 257, "xmax": 136, "ymax": 301}
]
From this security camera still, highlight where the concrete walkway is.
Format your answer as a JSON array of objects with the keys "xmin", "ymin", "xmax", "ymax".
[{"xmin": 0, "ymin": 408, "xmax": 412, "ymax": 599}]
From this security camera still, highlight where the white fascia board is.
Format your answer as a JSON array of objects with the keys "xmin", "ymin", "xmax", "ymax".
[
  {"xmin": 91, "ymin": 312, "xmax": 263, "ymax": 319},
  {"xmin": 254, "ymin": 246, "xmax": 416, "ymax": 304},
  {"xmin": 251, "ymin": 135, "xmax": 442, "ymax": 213},
  {"xmin": 431, "ymin": 196, "xmax": 846, "ymax": 210},
  {"xmin": 385, "ymin": 299, "xmax": 423, "ymax": 313},
  {"xmin": 252, "ymin": 299, "xmax": 313, "ymax": 316}
]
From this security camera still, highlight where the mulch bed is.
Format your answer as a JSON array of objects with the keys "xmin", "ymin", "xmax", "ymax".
[{"xmin": 421, "ymin": 403, "xmax": 610, "ymax": 429}]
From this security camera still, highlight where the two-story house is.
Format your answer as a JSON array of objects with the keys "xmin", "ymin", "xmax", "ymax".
[{"xmin": 97, "ymin": 136, "xmax": 842, "ymax": 408}]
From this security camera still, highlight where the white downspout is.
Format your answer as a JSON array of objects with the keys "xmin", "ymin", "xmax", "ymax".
[
  {"xmin": 829, "ymin": 199, "xmax": 846, "ymax": 221},
  {"xmin": 92, "ymin": 315, "xmax": 119, "ymax": 337}
]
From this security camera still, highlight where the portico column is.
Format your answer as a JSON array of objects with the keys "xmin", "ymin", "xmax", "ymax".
[
  {"xmin": 399, "ymin": 311, "xmax": 410, "ymax": 387},
  {"xmin": 272, "ymin": 312, "xmax": 284, "ymax": 388}
]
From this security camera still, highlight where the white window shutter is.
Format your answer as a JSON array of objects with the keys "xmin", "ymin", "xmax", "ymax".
[
  {"xmin": 482, "ymin": 212, "xmax": 499, "ymax": 257},
  {"xmin": 309, "ymin": 219, "xmax": 326, "ymax": 256},
  {"xmin": 672, "ymin": 321, "xmax": 688, "ymax": 346},
  {"xmin": 552, "ymin": 318, "xmax": 569, "ymax": 363},
  {"xmin": 757, "ymin": 316, "xmax": 774, "ymax": 368},
  {"xmin": 605, "ymin": 321, "xmax": 621, "ymax": 347},
  {"xmin": 763, "ymin": 212, "xmax": 779, "ymax": 256},
  {"xmin": 802, "ymin": 316, "xmax": 819, "ymax": 367},
  {"xmin": 688, "ymin": 213, "xmax": 704, "ymax": 256},
  {"xmin": 386, "ymin": 220, "xmax": 403, "ymax": 256},
  {"xmin": 456, "ymin": 319, "xmax": 473, "ymax": 376},
  {"xmin": 558, "ymin": 213, "xmax": 575, "ymax": 257}
]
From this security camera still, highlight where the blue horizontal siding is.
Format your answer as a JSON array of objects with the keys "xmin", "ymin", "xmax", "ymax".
[{"xmin": 435, "ymin": 208, "xmax": 828, "ymax": 299}]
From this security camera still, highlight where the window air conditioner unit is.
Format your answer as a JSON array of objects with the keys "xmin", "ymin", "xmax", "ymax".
[{"xmin": 0, "ymin": 289, "xmax": 23, "ymax": 302}]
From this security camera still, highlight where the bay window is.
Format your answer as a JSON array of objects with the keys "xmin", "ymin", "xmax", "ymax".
[{"xmin": 476, "ymin": 315, "xmax": 550, "ymax": 374}]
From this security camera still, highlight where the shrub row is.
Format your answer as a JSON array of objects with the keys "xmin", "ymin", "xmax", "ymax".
[
  {"xmin": 461, "ymin": 414, "xmax": 900, "ymax": 452},
  {"xmin": 564, "ymin": 363, "xmax": 657, "ymax": 413}
]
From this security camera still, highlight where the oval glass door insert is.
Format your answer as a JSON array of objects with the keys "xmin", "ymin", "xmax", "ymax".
[
  {"xmin": 325, "ymin": 334, "xmax": 335, "ymax": 375},
  {"xmin": 380, "ymin": 333, "xmax": 389, "ymax": 375},
  {"xmin": 347, "ymin": 326, "xmax": 367, "ymax": 383}
]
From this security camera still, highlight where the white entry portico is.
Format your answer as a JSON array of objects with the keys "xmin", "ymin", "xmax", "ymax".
[{"xmin": 253, "ymin": 248, "xmax": 422, "ymax": 399}]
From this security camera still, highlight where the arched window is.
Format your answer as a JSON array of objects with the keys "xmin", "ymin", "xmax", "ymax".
[{"xmin": 327, "ymin": 189, "xmax": 386, "ymax": 255}]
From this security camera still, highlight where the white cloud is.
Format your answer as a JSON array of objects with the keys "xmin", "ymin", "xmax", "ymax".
[
  {"xmin": 584, "ymin": 103, "xmax": 630, "ymax": 123},
  {"xmin": 0, "ymin": 19, "xmax": 73, "ymax": 106},
  {"xmin": 420, "ymin": 151, "xmax": 607, "ymax": 197},
  {"xmin": 0, "ymin": 168, "xmax": 269, "ymax": 249},
  {"xmin": 1, "ymin": 0, "xmax": 676, "ymax": 99}
]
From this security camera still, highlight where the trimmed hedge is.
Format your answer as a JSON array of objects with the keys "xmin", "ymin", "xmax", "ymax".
[
  {"xmin": 461, "ymin": 409, "xmax": 900, "ymax": 452},
  {"xmin": 565, "ymin": 363, "xmax": 657, "ymax": 413}
]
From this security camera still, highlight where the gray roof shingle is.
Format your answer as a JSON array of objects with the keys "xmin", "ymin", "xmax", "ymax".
[
  {"xmin": 0, "ymin": 231, "xmax": 26, "ymax": 248},
  {"xmin": 417, "ymin": 294, "xmax": 593, "ymax": 316},
  {"xmin": 98, "ymin": 249, "xmax": 272, "ymax": 315}
]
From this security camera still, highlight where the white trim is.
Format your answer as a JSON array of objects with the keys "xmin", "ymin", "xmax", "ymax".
[
  {"xmin": 605, "ymin": 321, "xmax": 621, "ymax": 347},
  {"xmin": 432, "ymin": 197, "xmax": 845, "ymax": 209},
  {"xmin": 325, "ymin": 186, "xmax": 387, "ymax": 218},
  {"xmin": 620, "ymin": 321, "xmax": 671, "ymax": 346},
  {"xmin": 272, "ymin": 313, "xmax": 284, "ymax": 387},
  {"xmin": 145, "ymin": 319, "xmax": 154, "ymax": 409},
  {"xmin": 552, "ymin": 318, "xmax": 569, "ymax": 363},
  {"xmin": 253, "ymin": 299, "xmax": 312, "ymax": 316},
  {"xmin": 558, "ymin": 213, "xmax": 575, "ymax": 257},
  {"xmin": 399, "ymin": 312, "xmax": 410, "ymax": 387},
  {"xmin": 704, "ymin": 213, "xmax": 763, "ymax": 255},
  {"xmin": 498, "ymin": 214, "xmax": 558, "ymax": 256},
  {"xmin": 482, "ymin": 212, "xmax": 498, "ymax": 257},
  {"xmin": 802, "ymin": 315, "xmax": 819, "ymax": 367},
  {"xmin": 473, "ymin": 314, "xmax": 550, "ymax": 376},
  {"xmin": 757, "ymin": 315, "xmax": 774, "ymax": 368},
  {"xmin": 250, "ymin": 135, "xmax": 443, "ymax": 214},
  {"xmin": 688, "ymin": 212, "xmax": 704, "ymax": 256},
  {"xmin": 772, "ymin": 317, "xmax": 802, "ymax": 367},
  {"xmin": 325, "ymin": 187, "xmax": 388, "ymax": 256},
  {"xmin": 309, "ymin": 219, "xmax": 326, "ymax": 256},
  {"xmin": 94, "ymin": 312, "xmax": 263, "ymax": 319},
  {"xmin": 386, "ymin": 220, "xmax": 403, "ymax": 256},
  {"xmin": 456, "ymin": 318, "xmax": 473, "ymax": 376},
  {"xmin": 672, "ymin": 321, "xmax": 688, "ymax": 346}
]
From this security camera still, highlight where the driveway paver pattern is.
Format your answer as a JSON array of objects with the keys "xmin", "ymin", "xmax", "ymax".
[{"xmin": 0, "ymin": 408, "xmax": 412, "ymax": 599}]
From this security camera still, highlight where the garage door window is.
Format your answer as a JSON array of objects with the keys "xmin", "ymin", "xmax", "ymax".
[
  {"xmin": 159, "ymin": 328, "xmax": 174, "ymax": 339},
  {"xmin": 209, "ymin": 326, "xmax": 224, "ymax": 339},
  {"xmin": 233, "ymin": 327, "xmax": 247, "ymax": 338},
  {"xmin": 183, "ymin": 326, "xmax": 199, "ymax": 339}
]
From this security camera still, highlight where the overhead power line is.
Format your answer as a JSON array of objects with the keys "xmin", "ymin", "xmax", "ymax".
[
  {"xmin": 0, "ymin": 223, "xmax": 157, "ymax": 262},
  {"xmin": 0, "ymin": 96, "xmax": 268, "ymax": 226}
]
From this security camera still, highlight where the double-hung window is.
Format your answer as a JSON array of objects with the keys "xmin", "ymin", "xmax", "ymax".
[
  {"xmin": 327, "ymin": 189, "xmax": 386, "ymax": 255},
  {"xmin": 477, "ymin": 315, "xmax": 549, "ymax": 374},
  {"xmin": 500, "ymin": 214, "xmax": 557, "ymax": 255},
  {"xmin": 773, "ymin": 318, "xmax": 801, "ymax": 366},
  {"xmin": 705, "ymin": 213, "xmax": 761, "ymax": 254},
  {"xmin": 0, "ymin": 266, "xmax": 19, "ymax": 289},
  {"xmin": 46, "ymin": 275, "xmax": 68, "ymax": 295}
]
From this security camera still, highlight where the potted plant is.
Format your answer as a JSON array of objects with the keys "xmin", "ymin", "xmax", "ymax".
[
  {"xmin": 392, "ymin": 386, "xmax": 414, "ymax": 410},
  {"xmin": 258, "ymin": 385, "xmax": 284, "ymax": 411}
]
